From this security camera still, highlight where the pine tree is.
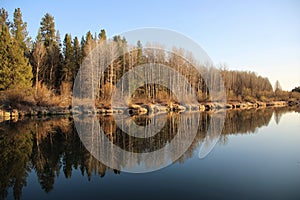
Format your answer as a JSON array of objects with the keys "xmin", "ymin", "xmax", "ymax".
[
  {"xmin": 99, "ymin": 29, "xmax": 106, "ymax": 41},
  {"xmin": 0, "ymin": 13, "xmax": 11, "ymax": 90},
  {"xmin": 53, "ymin": 30, "xmax": 63, "ymax": 90},
  {"xmin": 40, "ymin": 13, "xmax": 55, "ymax": 47},
  {"xmin": 40, "ymin": 13, "xmax": 62, "ymax": 90},
  {"xmin": 11, "ymin": 8, "xmax": 30, "ymax": 55},
  {"xmin": 0, "ymin": 8, "xmax": 32, "ymax": 90},
  {"xmin": 8, "ymin": 37, "xmax": 33, "ymax": 89},
  {"xmin": 274, "ymin": 80, "xmax": 282, "ymax": 93},
  {"xmin": 62, "ymin": 33, "xmax": 73, "ymax": 82},
  {"xmin": 0, "ymin": 8, "xmax": 9, "ymax": 27},
  {"xmin": 72, "ymin": 36, "xmax": 81, "ymax": 82},
  {"xmin": 83, "ymin": 31, "xmax": 94, "ymax": 55},
  {"xmin": 80, "ymin": 31, "xmax": 95, "ymax": 98}
]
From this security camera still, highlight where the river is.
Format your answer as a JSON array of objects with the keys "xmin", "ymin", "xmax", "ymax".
[{"xmin": 0, "ymin": 107, "xmax": 299, "ymax": 199}]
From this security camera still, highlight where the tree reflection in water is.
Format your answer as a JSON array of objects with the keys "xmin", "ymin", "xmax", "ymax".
[{"xmin": 0, "ymin": 107, "xmax": 298, "ymax": 199}]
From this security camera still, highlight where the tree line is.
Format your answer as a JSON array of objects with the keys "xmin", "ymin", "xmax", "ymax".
[{"xmin": 0, "ymin": 7, "xmax": 299, "ymax": 108}]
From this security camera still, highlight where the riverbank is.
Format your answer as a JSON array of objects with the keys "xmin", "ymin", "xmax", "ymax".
[{"xmin": 1, "ymin": 100, "xmax": 299, "ymax": 122}]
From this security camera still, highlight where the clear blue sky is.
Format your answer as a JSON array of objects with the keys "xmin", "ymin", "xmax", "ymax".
[{"xmin": 2, "ymin": 0, "xmax": 300, "ymax": 90}]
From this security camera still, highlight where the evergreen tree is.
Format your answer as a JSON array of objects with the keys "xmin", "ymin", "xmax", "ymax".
[
  {"xmin": 8, "ymin": 37, "xmax": 33, "ymax": 89},
  {"xmin": 40, "ymin": 13, "xmax": 62, "ymax": 90},
  {"xmin": 99, "ymin": 29, "xmax": 106, "ymax": 41},
  {"xmin": 62, "ymin": 33, "xmax": 73, "ymax": 82},
  {"xmin": 72, "ymin": 36, "xmax": 81, "ymax": 82},
  {"xmin": 0, "ymin": 8, "xmax": 9, "ymax": 28},
  {"xmin": 53, "ymin": 30, "xmax": 63, "ymax": 90},
  {"xmin": 40, "ymin": 13, "xmax": 55, "ymax": 47},
  {"xmin": 274, "ymin": 80, "xmax": 282, "ymax": 92},
  {"xmin": 80, "ymin": 36, "xmax": 86, "ymax": 59},
  {"xmin": 0, "ymin": 8, "xmax": 32, "ymax": 90},
  {"xmin": 0, "ymin": 14, "xmax": 11, "ymax": 90},
  {"xmin": 291, "ymin": 86, "xmax": 300, "ymax": 93},
  {"xmin": 11, "ymin": 8, "xmax": 30, "ymax": 55},
  {"xmin": 84, "ymin": 31, "xmax": 93, "ymax": 53}
]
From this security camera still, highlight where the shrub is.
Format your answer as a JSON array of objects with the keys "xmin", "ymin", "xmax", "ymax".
[
  {"xmin": 290, "ymin": 92, "xmax": 300, "ymax": 100},
  {"xmin": 0, "ymin": 87, "xmax": 34, "ymax": 109},
  {"xmin": 34, "ymin": 83, "xmax": 62, "ymax": 107},
  {"xmin": 59, "ymin": 81, "xmax": 72, "ymax": 107},
  {"xmin": 244, "ymin": 95, "xmax": 256, "ymax": 103}
]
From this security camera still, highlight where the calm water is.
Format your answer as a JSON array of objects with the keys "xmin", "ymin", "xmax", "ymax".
[{"xmin": 0, "ymin": 107, "xmax": 299, "ymax": 200}]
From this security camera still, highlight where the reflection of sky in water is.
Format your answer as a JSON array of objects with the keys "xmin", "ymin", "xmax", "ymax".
[
  {"xmin": 3, "ymin": 110, "xmax": 300, "ymax": 200},
  {"xmin": 192, "ymin": 111, "xmax": 300, "ymax": 200}
]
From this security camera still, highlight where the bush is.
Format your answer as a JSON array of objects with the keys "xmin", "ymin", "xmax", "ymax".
[
  {"xmin": 291, "ymin": 86, "xmax": 300, "ymax": 93},
  {"xmin": 259, "ymin": 95, "xmax": 269, "ymax": 102},
  {"xmin": 59, "ymin": 81, "xmax": 72, "ymax": 107},
  {"xmin": 34, "ymin": 83, "xmax": 62, "ymax": 107},
  {"xmin": 290, "ymin": 92, "xmax": 300, "ymax": 100},
  {"xmin": 0, "ymin": 88, "xmax": 34, "ymax": 109},
  {"xmin": 274, "ymin": 90, "xmax": 290, "ymax": 101},
  {"xmin": 243, "ymin": 95, "xmax": 256, "ymax": 103}
]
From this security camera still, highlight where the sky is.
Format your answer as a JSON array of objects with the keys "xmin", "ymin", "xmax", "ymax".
[{"xmin": 2, "ymin": 0, "xmax": 300, "ymax": 90}]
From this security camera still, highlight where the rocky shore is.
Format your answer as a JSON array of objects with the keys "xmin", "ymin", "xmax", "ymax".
[{"xmin": 1, "ymin": 100, "xmax": 299, "ymax": 122}]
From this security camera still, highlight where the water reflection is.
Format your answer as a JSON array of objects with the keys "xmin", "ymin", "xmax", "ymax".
[
  {"xmin": 0, "ymin": 107, "xmax": 299, "ymax": 199},
  {"xmin": 75, "ymin": 112, "xmax": 201, "ymax": 172}
]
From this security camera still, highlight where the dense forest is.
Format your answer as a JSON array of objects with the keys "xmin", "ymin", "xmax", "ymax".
[{"xmin": 0, "ymin": 8, "xmax": 299, "ymax": 110}]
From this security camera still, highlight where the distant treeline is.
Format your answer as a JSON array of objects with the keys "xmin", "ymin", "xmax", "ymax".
[{"xmin": 0, "ymin": 8, "xmax": 299, "ymax": 108}]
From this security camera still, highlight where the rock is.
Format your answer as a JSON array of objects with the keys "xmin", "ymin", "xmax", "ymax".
[
  {"xmin": 199, "ymin": 104, "xmax": 206, "ymax": 111},
  {"xmin": 204, "ymin": 103, "xmax": 213, "ymax": 110},
  {"xmin": 3, "ymin": 111, "xmax": 11, "ymax": 117},
  {"xmin": 225, "ymin": 104, "xmax": 233, "ymax": 109},
  {"xmin": 214, "ymin": 103, "xmax": 223, "ymax": 109},
  {"xmin": 273, "ymin": 101, "xmax": 287, "ymax": 107},
  {"xmin": 172, "ymin": 104, "xmax": 186, "ymax": 112},
  {"xmin": 288, "ymin": 100, "xmax": 299, "ymax": 106},
  {"xmin": 97, "ymin": 109, "xmax": 105, "ymax": 114},
  {"xmin": 106, "ymin": 109, "xmax": 114, "ymax": 113},
  {"xmin": 240, "ymin": 103, "xmax": 247, "ymax": 108},
  {"xmin": 11, "ymin": 109, "xmax": 18, "ymax": 116},
  {"xmin": 116, "ymin": 109, "xmax": 124, "ymax": 114},
  {"xmin": 257, "ymin": 102, "xmax": 266, "ymax": 107},
  {"xmin": 0, "ymin": 110, "xmax": 10, "ymax": 118},
  {"xmin": 138, "ymin": 107, "xmax": 148, "ymax": 114},
  {"xmin": 72, "ymin": 107, "xmax": 81, "ymax": 114},
  {"xmin": 190, "ymin": 104, "xmax": 201, "ymax": 111},
  {"xmin": 129, "ymin": 104, "xmax": 148, "ymax": 115},
  {"xmin": 18, "ymin": 110, "xmax": 26, "ymax": 116},
  {"xmin": 246, "ymin": 102, "xmax": 254, "ymax": 107},
  {"xmin": 11, "ymin": 117, "xmax": 18, "ymax": 122},
  {"xmin": 153, "ymin": 105, "xmax": 169, "ymax": 113},
  {"xmin": 1, "ymin": 115, "xmax": 10, "ymax": 122},
  {"xmin": 142, "ymin": 104, "xmax": 154, "ymax": 114}
]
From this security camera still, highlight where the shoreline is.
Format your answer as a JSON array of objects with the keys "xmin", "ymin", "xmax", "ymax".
[{"xmin": 1, "ymin": 100, "xmax": 299, "ymax": 122}]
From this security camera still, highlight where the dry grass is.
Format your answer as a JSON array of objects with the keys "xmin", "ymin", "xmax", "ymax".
[
  {"xmin": 59, "ymin": 81, "xmax": 72, "ymax": 107},
  {"xmin": 0, "ymin": 88, "xmax": 35, "ymax": 109},
  {"xmin": 34, "ymin": 83, "xmax": 63, "ymax": 107},
  {"xmin": 0, "ymin": 83, "xmax": 72, "ymax": 110}
]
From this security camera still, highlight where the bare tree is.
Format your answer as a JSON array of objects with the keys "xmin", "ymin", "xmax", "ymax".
[{"xmin": 32, "ymin": 41, "xmax": 46, "ymax": 94}]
